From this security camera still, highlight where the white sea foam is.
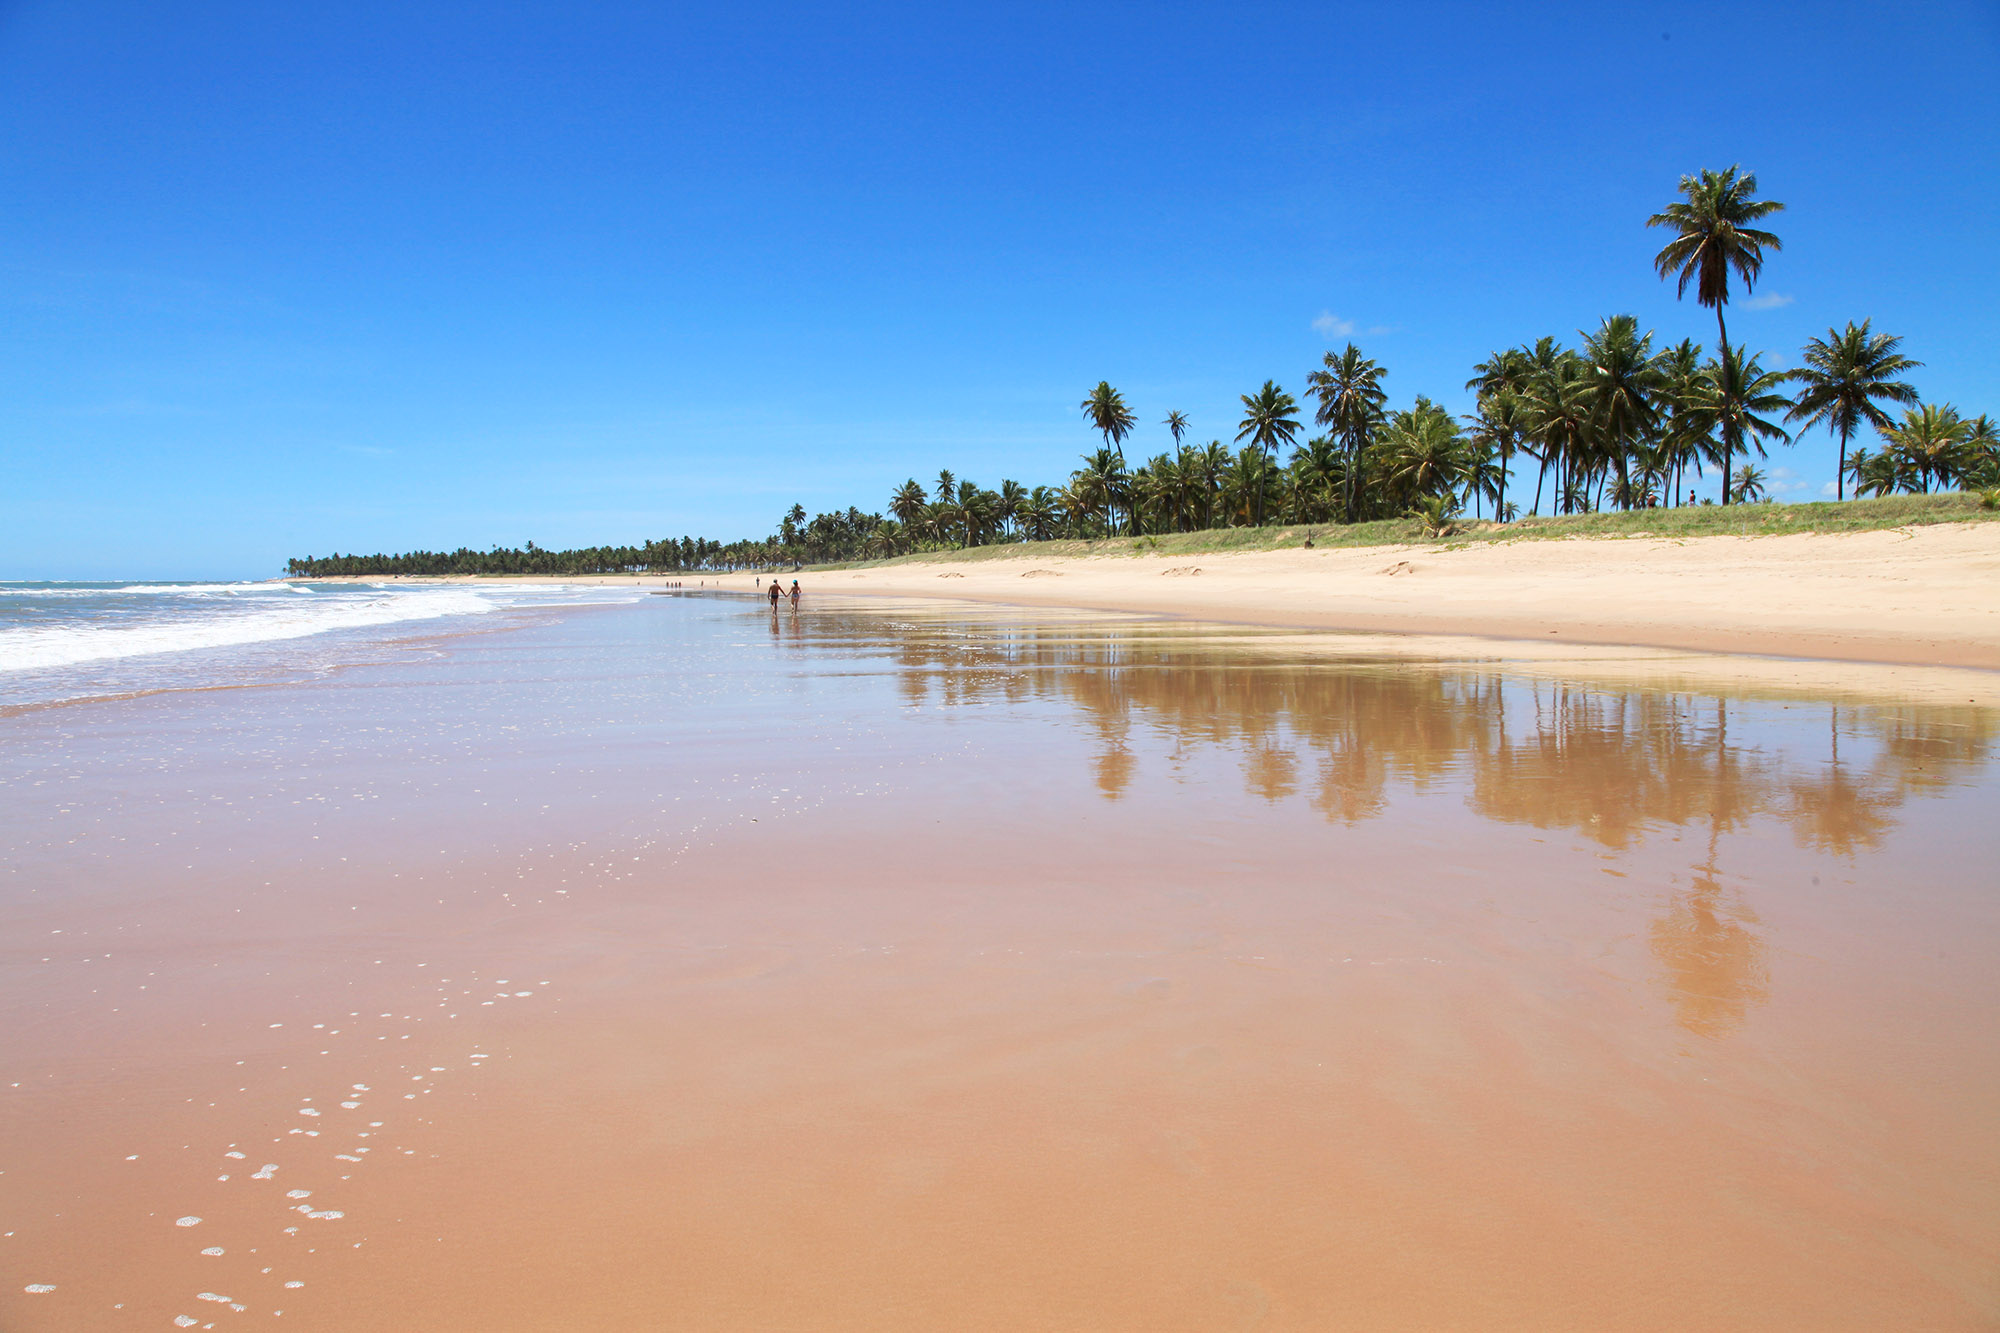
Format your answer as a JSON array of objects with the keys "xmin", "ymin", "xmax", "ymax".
[{"xmin": 0, "ymin": 587, "xmax": 498, "ymax": 672}]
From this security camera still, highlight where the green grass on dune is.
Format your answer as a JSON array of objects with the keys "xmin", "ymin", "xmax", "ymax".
[{"xmin": 813, "ymin": 492, "xmax": 1999, "ymax": 571}]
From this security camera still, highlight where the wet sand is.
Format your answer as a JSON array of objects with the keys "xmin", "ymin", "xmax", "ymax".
[{"xmin": 4, "ymin": 598, "xmax": 1998, "ymax": 1328}]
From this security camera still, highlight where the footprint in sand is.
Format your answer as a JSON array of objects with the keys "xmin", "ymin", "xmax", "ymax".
[
  {"xmin": 1020, "ymin": 569, "xmax": 1063, "ymax": 578},
  {"xmin": 937, "ymin": 572, "xmax": 965, "ymax": 579},
  {"xmin": 1161, "ymin": 566, "xmax": 1202, "ymax": 577},
  {"xmin": 1380, "ymin": 560, "xmax": 1416, "ymax": 576}
]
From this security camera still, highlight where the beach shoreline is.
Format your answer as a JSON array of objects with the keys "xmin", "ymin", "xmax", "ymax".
[{"xmin": 295, "ymin": 522, "xmax": 2000, "ymax": 672}]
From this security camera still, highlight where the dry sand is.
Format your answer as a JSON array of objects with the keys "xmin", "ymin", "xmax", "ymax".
[{"xmin": 805, "ymin": 523, "xmax": 2000, "ymax": 670}]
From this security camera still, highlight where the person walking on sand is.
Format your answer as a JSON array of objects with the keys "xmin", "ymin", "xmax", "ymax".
[{"xmin": 768, "ymin": 579, "xmax": 782, "ymax": 610}]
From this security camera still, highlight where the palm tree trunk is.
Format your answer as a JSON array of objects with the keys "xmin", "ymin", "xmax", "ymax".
[
  {"xmin": 1836, "ymin": 423, "xmax": 1849, "ymax": 503},
  {"xmin": 1716, "ymin": 306, "xmax": 1732, "ymax": 505}
]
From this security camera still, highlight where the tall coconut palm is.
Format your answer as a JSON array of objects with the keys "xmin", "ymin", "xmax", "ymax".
[
  {"xmin": 1647, "ymin": 165, "xmax": 1784, "ymax": 378},
  {"xmin": 934, "ymin": 469, "xmax": 956, "ymax": 505},
  {"xmin": 1081, "ymin": 382, "xmax": 1138, "ymax": 533},
  {"xmin": 1235, "ymin": 381, "xmax": 1302, "ymax": 527},
  {"xmin": 1699, "ymin": 346, "xmax": 1794, "ymax": 503},
  {"xmin": 1304, "ymin": 344, "xmax": 1389, "ymax": 522},
  {"xmin": 1163, "ymin": 410, "xmax": 1189, "ymax": 451},
  {"xmin": 1784, "ymin": 321, "xmax": 1924, "ymax": 500}
]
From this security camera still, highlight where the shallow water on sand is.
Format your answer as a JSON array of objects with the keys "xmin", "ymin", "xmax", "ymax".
[{"xmin": 2, "ymin": 594, "xmax": 1997, "ymax": 1329}]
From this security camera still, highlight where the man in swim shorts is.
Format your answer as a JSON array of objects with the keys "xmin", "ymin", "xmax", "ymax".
[{"xmin": 768, "ymin": 579, "xmax": 782, "ymax": 609}]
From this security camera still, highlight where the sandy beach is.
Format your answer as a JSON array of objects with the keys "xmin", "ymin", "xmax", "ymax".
[{"xmin": 805, "ymin": 523, "xmax": 2000, "ymax": 670}]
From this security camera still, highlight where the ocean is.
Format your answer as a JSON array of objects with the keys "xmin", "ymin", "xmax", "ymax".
[{"xmin": 0, "ymin": 580, "xmax": 651, "ymax": 711}]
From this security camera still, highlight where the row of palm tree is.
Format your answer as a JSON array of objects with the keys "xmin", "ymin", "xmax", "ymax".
[{"xmin": 847, "ymin": 166, "xmax": 1988, "ymax": 554}]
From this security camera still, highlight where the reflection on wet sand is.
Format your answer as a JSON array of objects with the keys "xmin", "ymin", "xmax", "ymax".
[{"xmin": 851, "ymin": 610, "xmax": 1993, "ymax": 1037}]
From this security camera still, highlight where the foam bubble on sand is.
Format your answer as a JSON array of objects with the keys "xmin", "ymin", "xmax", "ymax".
[
  {"xmin": 175, "ymin": 1216, "xmax": 202, "ymax": 1227},
  {"xmin": 175, "ymin": 1317, "xmax": 197, "ymax": 1327},
  {"xmin": 201, "ymin": 1247, "xmax": 224, "ymax": 1256},
  {"xmin": 197, "ymin": 1292, "xmax": 228, "ymax": 1302},
  {"xmin": 298, "ymin": 1108, "xmax": 320, "ymax": 1117},
  {"xmin": 351, "ymin": 1084, "xmax": 369, "ymax": 1092},
  {"xmin": 284, "ymin": 1281, "xmax": 303, "ymax": 1289},
  {"xmin": 224, "ymin": 1151, "xmax": 245, "ymax": 1160},
  {"xmin": 252, "ymin": 1165, "xmax": 278, "ymax": 1179},
  {"xmin": 286, "ymin": 1190, "xmax": 311, "ymax": 1199},
  {"xmin": 340, "ymin": 1101, "xmax": 360, "ymax": 1109},
  {"xmin": 306, "ymin": 1210, "xmax": 344, "ymax": 1221},
  {"xmin": 24, "ymin": 1284, "xmax": 55, "ymax": 1293}
]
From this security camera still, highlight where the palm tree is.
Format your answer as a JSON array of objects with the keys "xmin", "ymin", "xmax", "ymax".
[
  {"xmin": 1648, "ymin": 165, "xmax": 1784, "ymax": 379},
  {"xmin": 1879, "ymin": 404, "xmax": 1970, "ymax": 493},
  {"xmin": 889, "ymin": 480, "xmax": 928, "ymax": 528},
  {"xmin": 1288, "ymin": 435, "xmax": 1346, "ymax": 523},
  {"xmin": 1163, "ymin": 410, "xmax": 1189, "ymax": 451},
  {"xmin": 996, "ymin": 479, "xmax": 1027, "ymax": 538},
  {"xmin": 1784, "ymin": 321, "xmax": 1924, "ymax": 500},
  {"xmin": 1657, "ymin": 338, "xmax": 1710, "ymax": 506},
  {"xmin": 1465, "ymin": 386, "xmax": 1528, "ymax": 522},
  {"xmin": 1964, "ymin": 415, "xmax": 2000, "ymax": 490},
  {"xmin": 1235, "ymin": 381, "xmax": 1302, "ymax": 527},
  {"xmin": 934, "ymin": 469, "xmax": 956, "ymax": 504},
  {"xmin": 1020, "ymin": 486, "xmax": 1060, "ymax": 541},
  {"xmin": 1376, "ymin": 397, "xmax": 1471, "ymax": 509},
  {"xmin": 1522, "ymin": 350, "xmax": 1591, "ymax": 513},
  {"xmin": 1579, "ymin": 314, "xmax": 1665, "ymax": 508},
  {"xmin": 1081, "ymin": 382, "xmax": 1138, "ymax": 533},
  {"xmin": 1304, "ymin": 345, "xmax": 1388, "ymax": 522},
  {"xmin": 1699, "ymin": 346, "xmax": 1794, "ymax": 503},
  {"xmin": 865, "ymin": 520, "xmax": 902, "ymax": 558},
  {"xmin": 1731, "ymin": 465, "xmax": 1769, "ymax": 503},
  {"xmin": 1197, "ymin": 441, "xmax": 1231, "ymax": 529}
]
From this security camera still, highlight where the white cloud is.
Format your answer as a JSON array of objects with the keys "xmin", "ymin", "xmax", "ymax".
[
  {"xmin": 1820, "ymin": 482, "xmax": 1839, "ymax": 497},
  {"xmin": 1742, "ymin": 292, "xmax": 1794, "ymax": 311},
  {"xmin": 1311, "ymin": 310, "xmax": 1356, "ymax": 339}
]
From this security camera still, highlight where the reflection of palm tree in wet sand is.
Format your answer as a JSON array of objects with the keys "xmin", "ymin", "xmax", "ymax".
[{"xmin": 1650, "ymin": 700, "xmax": 1769, "ymax": 1039}]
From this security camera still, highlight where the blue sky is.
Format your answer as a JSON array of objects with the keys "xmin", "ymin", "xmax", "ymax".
[{"xmin": 2, "ymin": 0, "xmax": 1996, "ymax": 578}]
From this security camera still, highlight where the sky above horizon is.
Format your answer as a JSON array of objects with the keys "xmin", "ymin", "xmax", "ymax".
[{"xmin": 3, "ymin": 0, "xmax": 1996, "ymax": 578}]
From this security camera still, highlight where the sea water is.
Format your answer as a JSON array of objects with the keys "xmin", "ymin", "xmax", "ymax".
[{"xmin": 0, "ymin": 580, "xmax": 649, "ymax": 711}]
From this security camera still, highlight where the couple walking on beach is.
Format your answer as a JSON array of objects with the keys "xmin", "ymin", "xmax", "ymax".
[{"xmin": 768, "ymin": 578, "xmax": 800, "ymax": 610}]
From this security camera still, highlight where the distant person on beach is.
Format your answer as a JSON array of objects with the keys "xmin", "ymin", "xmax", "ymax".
[{"xmin": 768, "ymin": 579, "xmax": 782, "ymax": 609}]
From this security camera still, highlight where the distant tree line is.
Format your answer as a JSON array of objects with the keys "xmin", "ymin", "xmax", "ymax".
[{"xmin": 293, "ymin": 167, "xmax": 1996, "ymax": 576}]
